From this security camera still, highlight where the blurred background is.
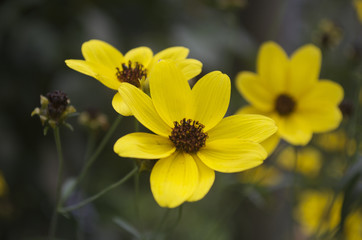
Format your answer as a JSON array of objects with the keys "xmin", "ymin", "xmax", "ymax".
[{"xmin": 0, "ymin": 0, "xmax": 361, "ymax": 239}]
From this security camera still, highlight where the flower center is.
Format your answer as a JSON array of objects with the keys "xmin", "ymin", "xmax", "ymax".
[
  {"xmin": 116, "ymin": 60, "xmax": 147, "ymax": 88},
  {"xmin": 46, "ymin": 90, "xmax": 69, "ymax": 119},
  {"xmin": 169, "ymin": 118, "xmax": 208, "ymax": 153},
  {"xmin": 275, "ymin": 94, "xmax": 296, "ymax": 116}
]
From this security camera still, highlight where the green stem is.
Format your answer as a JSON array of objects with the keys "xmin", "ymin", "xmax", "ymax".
[
  {"xmin": 60, "ymin": 166, "xmax": 138, "ymax": 213},
  {"xmin": 49, "ymin": 126, "xmax": 64, "ymax": 240},
  {"xmin": 78, "ymin": 115, "xmax": 123, "ymax": 184},
  {"xmin": 153, "ymin": 208, "xmax": 171, "ymax": 239},
  {"xmin": 166, "ymin": 205, "xmax": 183, "ymax": 233},
  {"xmin": 61, "ymin": 115, "xmax": 123, "ymax": 202}
]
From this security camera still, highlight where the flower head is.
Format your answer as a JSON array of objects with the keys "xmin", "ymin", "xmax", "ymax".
[
  {"xmin": 236, "ymin": 42, "xmax": 344, "ymax": 146},
  {"xmin": 65, "ymin": 40, "xmax": 202, "ymax": 116},
  {"xmin": 113, "ymin": 60, "xmax": 277, "ymax": 208},
  {"xmin": 295, "ymin": 190, "xmax": 343, "ymax": 237},
  {"xmin": 31, "ymin": 90, "xmax": 76, "ymax": 134}
]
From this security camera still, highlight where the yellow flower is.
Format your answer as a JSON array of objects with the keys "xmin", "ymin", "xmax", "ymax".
[
  {"xmin": 65, "ymin": 39, "xmax": 202, "ymax": 116},
  {"xmin": 354, "ymin": 0, "xmax": 362, "ymax": 23},
  {"xmin": 344, "ymin": 209, "xmax": 362, "ymax": 240},
  {"xmin": 239, "ymin": 165, "xmax": 282, "ymax": 187},
  {"xmin": 295, "ymin": 190, "xmax": 343, "ymax": 237},
  {"xmin": 277, "ymin": 146, "xmax": 322, "ymax": 177},
  {"xmin": 236, "ymin": 42, "xmax": 344, "ymax": 146},
  {"xmin": 113, "ymin": 60, "xmax": 277, "ymax": 208}
]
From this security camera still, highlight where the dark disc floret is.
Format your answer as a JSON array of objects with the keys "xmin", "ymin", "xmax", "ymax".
[
  {"xmin": 46, "ymin": 90, "xmax": 69, "ymax": 120},
  {"xmin": 169, "ymin": 118, "xmax": 208, "ymax": 153},
  {"xmin": 275, "ymin": 94, "xmax": 296, "ymax": 116},
  {"xmin": 116, "ymin": 60, "xmax": 147, "ymax": 88}
]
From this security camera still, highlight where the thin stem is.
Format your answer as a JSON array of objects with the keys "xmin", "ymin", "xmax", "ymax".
[
  {"xmin": 289, "ymin": 146, "xmax": 300, "ymax": 239},
  {"xmin": 78, "ymin": 115, "xmax": 123, "ymax": 184},
  {"xmin": 268, "ymin": 0, "xmax": 288, "ymax": 41},
  {"xmin": 49, "ymin": 126, "xmax": 65, "ymax": 240},
  {"xmin": 166, "ymin": 205, "xmax": 183, "ymax": 233},
  {"xmin": 152, "ymin": 208, "xmax": 171, "ymax": 239},
  {"xmin": 61, "ymin": 115, "xmax": 123, "ymax": 202},
  {"xmin": 134, "ymin": 166, "xmax": 141, "ymax": 224},
  {"xmin": 60, "ymin": 166, "xmax": 138, "ymax": 213}
]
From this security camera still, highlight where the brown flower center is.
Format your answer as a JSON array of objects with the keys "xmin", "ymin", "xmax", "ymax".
[
  {"xmin": 169, "ymin": 118, "xmax": 208, "ymax": 153},
  {"xmin": 46, "ymin": 90, "xmax": 69, "ymax": 120},
  {"xmin": 116, "ymin": 61, "xmax": 147, "ymax": 88},
  {"xmin": 275, "ymin": 94, "xmax": 296, "ymax": 116}
]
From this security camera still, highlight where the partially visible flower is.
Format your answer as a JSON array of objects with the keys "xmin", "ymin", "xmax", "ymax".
[
  {"xmin": 113, "ymin": 60, "xmax": 277, "ymax": 208},
  {"xmin": 0, "ymin": 171, "xmax": 8, "ymax": 197},
  {"xmin": 236, "ymin": 42, "xmax": 344, "ymax": 146},
  {"xmin": 295, "ymin": 190, "xmax": 343, "ymax": 237},
  {"xmin": 344, "ymin": 209, "xmax": 362, "ymax": 240},
  {"xmin": 354, "ymin": 0, "xmax": 362, "ymax": 24},
  {"xmin": 315, "ymin": 130, "xmax": 347, "ymax": 152},
  {"xmin": 277, "ymin": 146, "xmax": 322, "ymax": 177},
  {"xmin": 31, "ymin": 90, "xmax": 76, "ymax": 134},
  {"xmin": 313, "ymin": 19, "xmax": 342, "ymax": 49},
  {"xmin": 78, "ymin": 108, "xmax": 109, "ymax": 132},
  {"xmin": 315, "ymin": 129, "xmax": 357, "ymax": 157},
  {"xmin": 239, "ymin": 164, "xmax": 282, "ymax": 187},
  {"xmin": 65, "ymin": 39, "xmax": 202, "ymax": 116}
]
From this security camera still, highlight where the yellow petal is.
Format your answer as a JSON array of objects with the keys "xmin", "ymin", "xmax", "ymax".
[
  {"xmin": 113, "ymin": 133, "xmax": 175, "ymax": 159},
  {"xmin": 153, "ymin": 46, "xmax": 189, "ymax": 62},
  {"xmin": 260, "ymin": 133, "xmax": 281, "ymax": 155},
  {"xmin": 277, "ymin": 114, "xmax": 313, "ymax": 146},
  {"xmin": 187, "ymin": 155, "xmax": 215, "ymax": 202},
  {"xmin": 124, "ymin": 47, "xmax": 153, "ymax": 68},
  {"xmin": 236, "ymin": 71, "xmax": 274, "ymax": 111},
  {"xmin": 289, "ymin": 44, "xmax": 321, "ymax": 97},
  {"xmin": 257, "ymin": 41, "xmax": 289, "ymax": 94},
  {"xmin": 149, "ymin": 60, "xmax": 192, "ymax": 127},
  {"xmin": 192, "ymin": 71, "xmax": 230, "ymax": 131},
  {"xmin": 65, "ymin": 60, "xmax": 120, "ymax": 89},
  {"xmin": 176, "ymin": 59, "xmax": 202, "ymax": 80},
  {"xmin": 112, "ymin": 92, "xmax": 133, "ymax": 116},
  {"xmin": 297, "ymin": 106, "xmax": 342, "ymax": 133},
  {"xmin": 65, "ymin": 59, "xmax": 96, "ymax": 77},
  {"xmin": 150, "ymin": 152, "xmax": 198, "ymax": 208},
  {"xmin": 118, "ymin": 83, "xmax": 171, "ymax": 137},
  {"xmin": 81, "ymin": 39, "xmax": 124, "ymax": 69},
  {"xmin": 197, "ymin": 139, "xmax": 267, "ymax": 173},
  {"xmin": 235, "ymin": 105, "xmax": 268, "ymax": 115},
  {"xmin": 299, "ymin": 80, "xmax": 344, "ymax": 106},
  {"xmin": 207, "ymin": 114, "xmax": 277, "ymax": 143}
]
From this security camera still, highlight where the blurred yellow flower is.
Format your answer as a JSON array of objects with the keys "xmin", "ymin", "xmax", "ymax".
[
  {"xmin": 354, "ymin": 0, "xmax": 362, "ymax": 23},
  {"xmin": 344, "ymin": 209, "xmax": 362, "ymax": 240},
  {"xmin": 295, "ymin": 190, "xmax": 362, "ymax": 240},
  {"xmin": 236, "ymin": 42, "xmax": 344, "ymax": 146},
  {"xmin": 295, "ymin": 190, "xmax": 342, "ymax": 237},
  {"xmin": 239, "ymin": 165, "xmax": 282, "ymax": 187},
  {"xmin": 277, "ymin": 146, "xmax": 322, "ymax": 177},
  {"xmin": 114, "ymin": 60, "xmax": 277, "ymax": 208},
  {"xmin": 313, "ymin": 19, "xmax": 343, "ymax": 49},
  {"xmin": 315, "ymin": 130, "xmax": 357, "ymax": 157},
  {"xmin": 0, "ymin": 171, "xmax": 8, "ymax": 197},
  {"xmin": 65, "ymin": 39, "xmax": 202, "ymax": 116}
]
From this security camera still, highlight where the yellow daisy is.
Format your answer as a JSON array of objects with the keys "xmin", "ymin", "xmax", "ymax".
[
  {"xmin": 65, "ymin": 39, "xmax": 202, "ymax": 116},
  {"xmin": 113, "ymin": 60, "xmax": 277, "ymax": 208},
  {"xmin": 236, "ymin": 41, "xmax": 344, "ymax": 146}
]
